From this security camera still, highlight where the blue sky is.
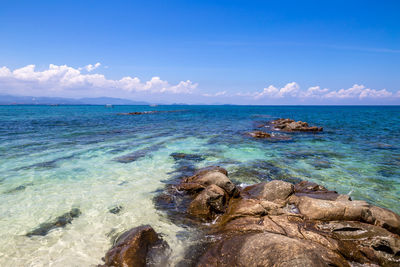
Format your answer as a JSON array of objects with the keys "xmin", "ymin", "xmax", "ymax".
[{"xmin": 0, "ymin": 0, "xmax": 399, "ymax": 104}]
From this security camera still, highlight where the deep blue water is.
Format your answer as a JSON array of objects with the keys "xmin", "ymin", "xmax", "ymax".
[{"xmin": 0, "ymin": 105, "xmax": 399, "ymax": 265}]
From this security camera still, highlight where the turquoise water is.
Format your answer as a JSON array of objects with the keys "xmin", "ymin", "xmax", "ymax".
[{"xmin": 0, "ymin": 105, "xmax": 399, "ymax": 266}]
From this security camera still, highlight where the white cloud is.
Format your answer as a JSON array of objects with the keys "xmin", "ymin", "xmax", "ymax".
[
  {"xmin": 254, "ymin": 82, "xmax": 299, "ymax": 99},
  {"xmin": 323, "ymin": 84, "xmax": 393, "ymax": 99},
  {"xmin": 78, "ymin": 62, "xmax": 101, "ymax": 72},
  {"xmin": 300, "ymin": 86, "xmax": 330, "ymax": 98},
  {"xmin": 250, "ymin": 83, "xmax": 398, "ymax": 101},
  {"xmin": 0, "ymin": 63, "xmax": 198, "ymax": 97},
  {"xmin": 202, "ymin": 91, "xmax": 227, "ymax": 97},
  {"xmin": 85, "ymin": 62, "xmax": 101, "ymax": 72}
]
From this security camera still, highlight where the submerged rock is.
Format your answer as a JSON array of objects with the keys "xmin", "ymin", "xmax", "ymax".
[
  {"xmin": 26, "ymin": 208, "xmax": 82, "ymax": 237},
  {"xmin": 170, "ymin": 152, "xmax": 205, "ymax": 162},
  {"xmin": 114, "ymin": 143, "xmax": 164, "ymax": 163},
  {"xmin": 100, "ymin": 225, "xmax": 169, "ymax": 267},
  {"xmin": 248, "ymin": 130, "xmax": 271, "ymax": 138},
  {"xmin": 3, "ymin": 182, "xmax": 34, "ymax": 194},
  {"xmin": 268, "ymin": 118, "xmax": 323, "ymax": 132},
  {"xmin": 109, "ymin": 205, "xmax": 123, "ymax": 215},
  {"xmin": 247, "ymin": 130, "xmax": 292, "ymax": 141}
]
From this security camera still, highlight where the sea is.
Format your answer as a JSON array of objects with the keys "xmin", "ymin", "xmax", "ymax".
[{"xmin": 0, "ymin": 105, "xmax": 399, "ymax": 266}]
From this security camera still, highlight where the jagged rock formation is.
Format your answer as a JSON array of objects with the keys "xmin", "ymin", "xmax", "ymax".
[
  {"xmin": 102, "ymin": 166, "xmax": 400, "ymax": 266},
  {"xmin": 269, "ymin": 118, "xmax": 323, "ymax": 132},
  {"xmin": 168, "ymin": 166, "xmax": 400, "ymax": 266}
]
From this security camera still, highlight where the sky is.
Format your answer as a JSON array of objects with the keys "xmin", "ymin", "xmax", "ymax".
[{"xmin": 0, "ymin": 0, "xmax": 399, "ymax": 104}]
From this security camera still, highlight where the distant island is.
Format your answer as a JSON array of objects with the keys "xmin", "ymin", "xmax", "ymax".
[{"xmin": 0, "ymin": 95, "xmax": 150, "ymax": 105}]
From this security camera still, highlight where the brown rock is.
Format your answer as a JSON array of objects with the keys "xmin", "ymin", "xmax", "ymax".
[
  {"xmin": 292, "ymin": 195, "xmax": 370, "ymax": 221},
  {"xmin": 176, "ymin": 182, "xmax": 205, "ymax": 194},
  {"xmin": 184, "ymin": 168, "xmax": 238, "ymax": 197},
  {"xmin": 190, "ymin": 166, "xmax": 228, "ymax": 178},
  {"xmin": 294, "ymin": 180, "xmax": 341, "ymax": 200},
  {"xmin": 363, "ymin": 205, "xmax": 400, "ymax": 235},
  {"xmin": 188, "ymin": 184, "xmax": 228, "ymax": 220},
  {"xmin": 270, "ymin": 118, "xmax": 323, "ymax": 132},
  {"xmin": 248, "ymin": 130, "xmax": 272, "ymax": 138},
  {"xmin": 317, "ymin": 221, "xmax": 400, "ymax": 265},
  {"xmin": 242, "ymin": 180, "xmax": 294, "ymax": 204},
  {"xmin": 219, "ymin": 198, "xmax": 267, "ymax": 225},
  {"xmin": 101, "ymin": 225, "xmax": 166, "ymax": 267},
  {"xmin": 197, "ymin": 232, "xmax": 349, "ymax": 267}
]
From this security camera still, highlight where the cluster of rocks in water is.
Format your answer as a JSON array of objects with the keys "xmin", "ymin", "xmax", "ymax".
[
  {"xmin": 270, "ymin": 118, "xmax": 323, "ymax": 132},
  {"xmin": 117, "ymin": 110, "xmax": 185, "ymax": 116},
  {"xmin": 248, "ymin": 118, "xmax": 323, "ymax": 140},
  {"xmin": 100, "ymin": 166, "xmax": 400, "ymax": 267}
]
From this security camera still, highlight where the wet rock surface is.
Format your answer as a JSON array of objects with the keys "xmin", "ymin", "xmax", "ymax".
[
  {"xmin": 153, "ymin": 165, "xmax": 400, "ymax": 267},
  {"xmin": 247, "ymin": 130, "xmax": 292, "ymax": 141},
  {"xmin": 267, "ymin": 118, "xmax": 323, "ymax": 132},
  {"xmin": 100, "ymin": 225, "xmax": 169, "ymax": 267},
  {"xmin": 248, "ymin": 130, "xmax": 272, "ymax": 138}
]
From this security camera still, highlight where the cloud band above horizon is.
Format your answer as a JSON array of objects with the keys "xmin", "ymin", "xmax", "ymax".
[{"xmin": 0, "ymin": 63, "xmax": 398, "ymax": 104}]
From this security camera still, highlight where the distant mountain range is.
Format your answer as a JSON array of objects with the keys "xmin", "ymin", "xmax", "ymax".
[{"xmin": 0, "ymin": 95, "xmax": 150, "ymax": 105}]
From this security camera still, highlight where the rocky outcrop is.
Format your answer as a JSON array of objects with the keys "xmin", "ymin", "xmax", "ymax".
[
  {"xmin": 197, "ymin": 232, "xmax": 350, "ymax": 267},
  {"xmin": 248, "ymin": 130, "xmax": 272, "ymax": 138},
  {"xmin": 158, "ymin": 165, "xmax": 400, "ymax": 267},
  {"xmin": 178, "ymin": 166, "xmax": 239, "ymax": 220},
  {"xmin": 269, "ymin": 118, "xmax": 323, "ymax": 132},
  {"xmin": 117, "ymin": 110, "xmax": 185, "ymax": 115},
  {"xmin": 247, "ymin": 130, "xmax": 292, "ymax": 141},
  {"xmin": 100, "ymin": 225, "xmax": 169, "ymax": 267}
]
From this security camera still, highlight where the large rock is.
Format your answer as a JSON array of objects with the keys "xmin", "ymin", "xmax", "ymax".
[
  {"xmin": 188, "ymin": 184, "xmax": 228, "ymax": 220},
  {"xmin": 101, "ymin": 225, "xmax": 168, "ymax": 267},
  {"xmin": 364, "ymin": 205, "xmax": 400, "ymax": 235},
  {"xmin": 197, "ymin": 232, "xmax": 349, "ymax": 267},
  {"xmin": 182, "ymin": 166, "xmax": 238, "ymax": 197},
  {"xmin": 291, "ymin": 195, "xmax": 400, "ymax": 235},
  {"xmin": 242, "ymin": 180, "xmax": 294, "ymax": 204},
  {"xmin": 318, "ymin": 220, "xmax": 400, "ymax": 265},
  {"xmin": 270, "ymin": 118, "xmax": 323, "ymax": 132},
  {"xmin": 152, "ymin": 165, "xmax": 400, "ymax": 267},
  {"xmin": 291, "ymin": 195, "xmax": 370, "ymax": 221},
  {"xmin": 248, "ymin": 130, "xmax": 271, "ymax": 138},
  {"xmin": 294, "ymin": 180, "xmax": 340, "ymax": 200}
]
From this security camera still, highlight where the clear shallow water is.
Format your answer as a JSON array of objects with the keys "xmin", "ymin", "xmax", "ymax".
[{"xmin": 0, "ymin": 105, "xmax": 399, "ymax": 266}]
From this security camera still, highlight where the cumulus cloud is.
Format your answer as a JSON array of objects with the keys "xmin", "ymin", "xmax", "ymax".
[
  {"xmin": 81, "ymin": 62, "xmax": 101, "ymax": 72},
  {"xmin": 254, "ymin": 82, "xmax": 299, "ymax": 99},
  {"xmin": 300, "ymin": 86, "xmax": 330, "ymax": 98},
  {"xmin": 0, "ymin": 63, "xmax": 198, "ymax": 97},
  {"xmin": 249, "ymin": 82, "xmax": 398, "ymax": 100},
  {"xmin": 323, "ymin": 84, "xmax": 392, "ymax": 99}
]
